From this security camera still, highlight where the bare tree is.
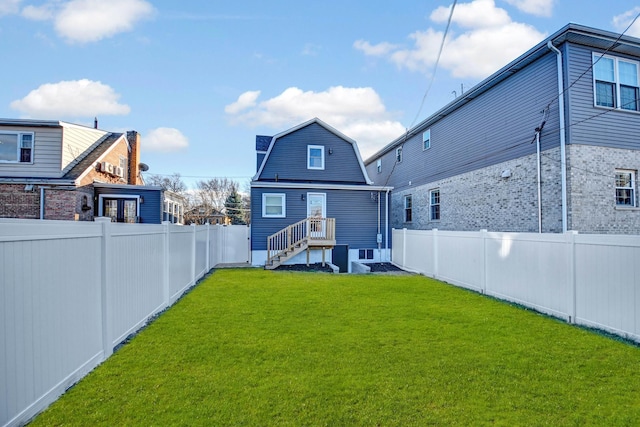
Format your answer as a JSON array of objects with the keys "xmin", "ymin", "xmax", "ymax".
[{"xmin": 145, "ymin": 173, "xmax": 187, "ymax": 194}]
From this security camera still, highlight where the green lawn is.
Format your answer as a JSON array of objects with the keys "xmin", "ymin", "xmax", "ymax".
[{"xmin": 31, "ymin": 269, "xmax": 640, "ymax": 426}]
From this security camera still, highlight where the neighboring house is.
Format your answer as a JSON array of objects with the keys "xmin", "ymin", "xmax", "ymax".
[
  {"xmin": 0, "ymin": 118, "xmax": 183, "ymax": 224},
  {"xmin": 185, "ymin": 206, "xmax": 230, "ymax": 225},
  {"xmin": 251, "ymin": 118, "xmax": 392, "ymax": 271},
  {"xmin": 365, "ymin": 24, "xmax": 640, "ymax": 235}
]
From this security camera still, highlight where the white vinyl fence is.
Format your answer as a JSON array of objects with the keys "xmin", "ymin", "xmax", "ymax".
[
  {"xmin": 393, "ymin": 228, "xmax": 640, "ymax": 343},
  {"xmin": 0, "ymin": 219, "xmax": 250, "ymax": 427}
]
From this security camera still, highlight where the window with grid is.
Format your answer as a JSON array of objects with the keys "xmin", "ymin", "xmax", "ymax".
[
  {"xmin": 396, "ymin": 147, "xmax": 402, "ymax": 163},
  {"xmin": 423, "ymin": 129, "xmax": 431, "ymax": 150},
  {"xmin": 262, "ymin": 193, "xmax": 286, "ymax": 217},
  {"xmin": 594, "ymin": 54, "xmax": 640, "ymax": 111},
  {"xmin": 430, "ymin": 189, "xmax": 440, "ymax": 221},
  {"xmin": 0, "ymin": 132, "xmax": 33, "ymax": 163},
  {"xmin": 615, "ymin": 170, "xmax": 636, "ymax": 206},
  {"xmin": 404, "ymin": 195, "xmax": 412, "ymax": 222},
  {"xmin": 307, "ymin": 145, "xmax": 324, "ymax": 170}
]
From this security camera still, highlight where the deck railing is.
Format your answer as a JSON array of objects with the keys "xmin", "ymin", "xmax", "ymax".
[{"xmin": 267, "ymin": 217, "xmax": 335, "ymax": 265}]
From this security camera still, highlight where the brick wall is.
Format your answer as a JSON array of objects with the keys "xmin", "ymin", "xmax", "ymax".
[
  {"xmin": 0, "ymin": 184, "xmax": 40, "ymax": 219},
  {"xmin": 390, "ymin": 148, "xmax": 563, "ymax": 233},
  {"xmin": 79, "ymin": 137, "xmax": 131, "ymax": 187},
  {"xmin": 389, "ymin": 144, "xmax": 640, "ymax": 235},
  {"xmin": 568, "ymin": 144, "xmax": 640, "ymax": 234}
]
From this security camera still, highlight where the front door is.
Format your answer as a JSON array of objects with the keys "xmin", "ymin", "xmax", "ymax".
[
  {"xmin": 103, "ymin": 198, "xmax": 138, "ymax": 223},
  {"xmin": 307, "ymin": 193, "xmax": 326, "ymax": 238}
]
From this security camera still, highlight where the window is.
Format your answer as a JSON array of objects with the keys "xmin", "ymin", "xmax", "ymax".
[
  {"xmin": 119, "ymin": 156, "xmax": 128, "ymax": 181},
  {"xmin": 262, "ymin": 193, "xmax": 286, "ymax": 217},
  {"xmin": 404, "ymin": 195, "xmax": 412, "ymax": 222},
  {"xmin": 423, "ymin": 129, "xmax": 431, "ymax": 150},
  {"xmin": 430, "ymin": 189, "xmax": 440, "ymax": 221},
  {"xmin": 308, "ymin": 145, "xmax": 324, "ymax": 170},
  {"xmin": 593, "ymin": 54, "xmax": 640, "ymax": 111},
  {"xmin": 396, "ymin": 147, "xmax": 403, "ymax": 163},
  {"xmin": 376, "ymin": 159, "xmax": 382, "ymax": 173},
  {"xmin": 359, "ymin": 249, "xmax": 374, "ymax": 260},
  {"xmin": 615, "ymin": 170, "xmax": 636, "ymax": 206},
  {"xmin": 0, "ymin": 132, "xmax": 34, "ymax": 163}
]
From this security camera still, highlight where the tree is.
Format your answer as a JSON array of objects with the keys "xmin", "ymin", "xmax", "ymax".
[
  {"xmin": 224, "ymin": 185, "xmax": 246, "ymax": 225},
  {"xmin": 145, "ymin": 173, "xmax": 187, "ymax": 194}
]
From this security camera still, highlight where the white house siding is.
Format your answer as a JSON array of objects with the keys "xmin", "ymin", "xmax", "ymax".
[
  {"xmin": 0, "ymin": 126, "xmax": 63, "ymax": 178},
  {"xmin": 60, "ymin": 125, "xmax": 109, "ymax": 172}
]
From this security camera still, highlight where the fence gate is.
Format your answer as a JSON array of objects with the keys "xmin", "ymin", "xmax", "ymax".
[{"xmin": 220, "ymin": 225, "xmax": 251, "ymax": 264}]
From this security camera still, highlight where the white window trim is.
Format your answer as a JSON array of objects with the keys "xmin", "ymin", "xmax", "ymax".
[
  {"xmin": 396, "ymin": 147, "xmax": 403, "ymax": 163},
  {"xmin": 430, "ymin": 189, "xmax": 440, "ymax": 221},
  {"xmin": 423, "ymin": 129, "xmax": 431, "ymax": 151},
  {"xmin": 0, "ymin": 131, "xmax": 34, "ymax": 163},
  {"xmin": 262, "ymin": 193, "xmax": 286, "ymax": 218},
  {"xmin": 404, "ymin": 194, "xmax": 412, "ymax": 223},
  {"xmin": 97, "ymin": 194, "xmax": 141, "ymax": 220},
  {"xmin": 615, "ymin": 169, "xmax": 636, "ymax": 207},
  {"xmin": 307, "ymin": 145, "xmax": 325, "ymax": 170},
  {"xmin": 376, "ymin": 159, "xmax": 382, "ymax": 173},
  {"xmin": 593, "ymin": 53, "xmax": 640, "ymax": 112}
]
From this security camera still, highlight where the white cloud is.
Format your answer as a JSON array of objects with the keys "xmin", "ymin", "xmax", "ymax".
[
  {"xmin": 143, "ymin": 127, "xmax": 189, "ymax": 153},
  {"xmin": 613, "ymin": 7, "xmax": 640, "ymax": 38},
  {"xmin": 224, "ymin": 90, "xmax": 260, "ymax": 114},
  {"xmin": 503, "ymin": 0, "xmax": 555, "ymax": 17},
  {"xmin": 355, "ymin": 0, "xmax": 547, "ymax": 79},
  {"xmin": 10, "ymin": 79, "xmax": 131, "ymax": 118},
  {"xmin": 0, "ymin": 0, "xmax": 21, "ymax": 16},
  {"xmin": 225, "ymin": 86, "xmax": 405, "ymax": 159},
  {"xmin": 21, "ymin": 4, "xmax": 55, "ymax": 20},
  {"xmin": 21, "ymin": 0, "xmax": 155, "ymax": 43},
  {"xmin": 431, "ymin": 0, "xmax": 510, "ymax": 29},
  {"xmin": 353, "ymin": 39, "xmax": 399, "ymax": 56}
]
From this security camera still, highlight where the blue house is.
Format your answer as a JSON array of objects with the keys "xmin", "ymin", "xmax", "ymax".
[
  {"xmin": 250, "ymin": 118, "xmax": 392, "ymax": 271},
  {"xmin": 365, "ymin": 24, "xmax": 640, "ymax": 235}
]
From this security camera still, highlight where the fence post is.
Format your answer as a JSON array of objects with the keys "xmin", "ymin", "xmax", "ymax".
[
  {"xmin": 205, "ymin": 223, "xmax": 210, "ymax": 272},
  {"xmin": 191, "ymin": 224, "xmax": 197, "ymax": 287},
  {"xmin": 162, "ymin": 221, "xmax": 171, "ymax": 305},
  {"xmin": 402, "ymin": 228, "xmax": 407, "ymax": 268},
  {"xmin": 95, "ymin": 217, "xmax": 113, "ymax": 358},
  {"xmin": 433, "ymin": 228, "xmax": 439, "ymax": 279},
  {"xmin": 567, "ymin": 230, "xmax": 578, "ymax": 324},
  {"xmin": 481, "ymin": 229, "xmax": 488, "ymax": 294}
]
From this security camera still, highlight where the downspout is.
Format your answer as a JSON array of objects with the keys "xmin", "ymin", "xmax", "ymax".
[
  {"xmin": 547, "ymin": 40, "xmax": 568, "ymax": 233},
  {"xmin": 40, "ymin": 187, "xmax": 46, "ymax": 220},
  {"xmin": 385, "ymin": 189, "xmax": 390, "ymax": 261}
]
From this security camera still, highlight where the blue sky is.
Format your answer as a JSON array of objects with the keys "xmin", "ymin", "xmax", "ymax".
[{"xmin": 1, "ymin": 0, "xmax": 640, "ymax": 188}]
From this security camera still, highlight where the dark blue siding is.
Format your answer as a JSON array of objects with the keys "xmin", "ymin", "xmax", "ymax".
[
  {"xmin": 566, "ymin": 43, "xmax": 640, "ymax": 150},
  {"xmin": 367, "ymin": 52, "xmax": 561, "ymax": 191},
  {"xmin": 251, "ymin": 187, "xmax": 389, "ymax": 250},
  {"xmin": 258, "ymin": 122, "xmax": 367, "ymax": 184},
  {"xmin": 94, "ymin": 187, "xmax": 162, "ymax": 224}
]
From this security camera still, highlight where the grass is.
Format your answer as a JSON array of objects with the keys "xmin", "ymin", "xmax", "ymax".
[{"xmin": 31, "ymin": 269, "xmax": 640, "ymax": 426}]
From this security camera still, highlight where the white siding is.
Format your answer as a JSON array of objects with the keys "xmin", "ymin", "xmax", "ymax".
[{"xmin": 60, "ymin": 125, "xmax": 109, "ymax": 172}]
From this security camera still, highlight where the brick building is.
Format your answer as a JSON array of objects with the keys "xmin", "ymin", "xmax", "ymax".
[{"xmin": 0, "ymin": 119, "xmax": 183, "ymax": 223}]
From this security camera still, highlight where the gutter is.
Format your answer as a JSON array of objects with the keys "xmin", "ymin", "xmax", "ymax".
[{"xmin": 547, "ymin": 40, "xmax": 568, "ymax": 233}]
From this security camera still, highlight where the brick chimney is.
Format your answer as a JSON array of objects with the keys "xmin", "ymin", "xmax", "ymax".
[{"xmin": 126, "ymin": 131, "xmax": 141, "ymax": 185}]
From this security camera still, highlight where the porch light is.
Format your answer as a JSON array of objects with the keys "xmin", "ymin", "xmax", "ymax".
[{"xmin": 301, "ymin": 194, "xmax": 305, "ymax": 201}]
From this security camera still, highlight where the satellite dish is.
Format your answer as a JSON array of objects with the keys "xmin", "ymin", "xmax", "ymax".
[{"xmin": 139, "ymin": 163, "xmax": 149, "ymax": 172}]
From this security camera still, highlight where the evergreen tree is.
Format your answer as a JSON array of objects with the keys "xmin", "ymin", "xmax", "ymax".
[{"xmin": 224, "ymin": 188, "xmax": 246, "ymax": 225}]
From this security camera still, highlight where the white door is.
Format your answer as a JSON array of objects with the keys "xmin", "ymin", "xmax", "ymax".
[{"xmin": 307, "ymin": 193, "xmax": 326, "ymax": 238}]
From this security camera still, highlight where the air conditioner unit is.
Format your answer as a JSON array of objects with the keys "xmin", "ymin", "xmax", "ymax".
[
  {"xmin": 115, "ymin": 167, "xmax": 124, "ymax": 177},
  {"xmin": 100, "ymin": 162, "xmax": 114, "ymax": 174}
]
